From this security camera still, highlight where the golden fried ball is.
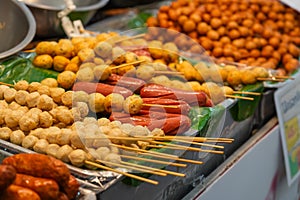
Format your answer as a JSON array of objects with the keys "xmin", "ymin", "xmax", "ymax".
[
  {"xmin": 41, "ymin": 78, "xmax": 58, "ymax": 88},
  {"xmin": 35, "ymin": 41, "xmax": 57, "ymax": 56},
  {"xmin": 14, "ymin": 80, "xmax": 29, "ymax": 91},
  {"xmin": 88, "ymin": 92, "xmax": 105, "ymax": 113},
  {"xmin": 4, "ymin": 88, "xmax": 17, "ymax": 103},
  {"xmin": 68, "ymin": 149, "xmax": 87, "ymax": 167},
  {"xmin": 93, "ymin": 64, "xmax": 112, "ymax": 81},
  {"xmin": 76, "ymin": 67, "xmax": 94, "ymax": 82},
  {"xmin": 33, "ymin": 139, "xmax": 49, "ymax": 154},
  {"xmin": 55, "ymin": 39, "xmax": 74, "ymax": 58},
  {"xmin": 73, "ymin": 91, "xmax": 89, "ymax": 103},
  {"xmin": 57, "ymin": 71, "xmax": 76, "ymax": 89},
  {"xmin": 32, "ymin": 54, "xmax": 53, "ymax": 69},
  {"xmin": 136, "ymin": 65, "xmax": 155, "ymax": 81},
  {"xmin": 27, "ymin": 82, "xmax": 41, "ymax": 93},
  {"xmin": 53, "ymin": 56, "xmax": 70, "ymax": 72},
  {"xmin": 227, "ymin": 70, "xmax": 242, "ymax": 86},
  {"xmin": 22, "ymin": 135, "xmax": 39, "ymax": 149},
  {"xmin": 50, "ymin": 87, "xmax": 65, "ymax": 104},
  {"xmin": 222, "ymin": 86, "xmax": 234, "ymax": 95},
  {"xmin": 77, "ymin": 48, "xmax": 95, "ymax": 62},
  {"xmin": 10, "ymin": 130, "xmax": 25, "ymax": 145},
  {"xmin": 61, "ymin": 91, "xmax": 74, "ymax": 107},
  {"xmin": 123, "ymin": 95, "xmax": 143, "ymax": 114},
  {"xmin": 37, "ymin": 85, "xmax": 50, "ymax": 96},
  {"xmin": 241, "ymin": 69, "xmax": 257, "ymax": 85},
  {"xmin": 37, "ymin": 94, "xmax": 54, "ymax": 111},
  {"xmin": 56, "ymin": 145, "xmax": 74, "ymax": 163},
  {"xmin": 26, "ymin": 91, "xmax": 40, "ymax": 108},
  {"xmin": 14, "ymin": 90, "xmax": 29, "ymax": 106},
  {"xmin": 0, "ymin": 127, "xmax": 12, "ymax": 140},
  {"xmin": 39, "ymin": 111, "xmax": 53, "ymax": 128},
  {"xmin": 104, "ymin": 93, "xmax": 125, "ymax": 113},
  {"xmin": 94, "ymin": 41, "xmax": 113, "ymax": 58}
]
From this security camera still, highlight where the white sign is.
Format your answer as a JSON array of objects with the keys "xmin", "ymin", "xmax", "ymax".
[
  {"xmin": 275, "ymin": 73, "xmax": 300, "ymax": 186},
  {"xmin": 280, "ymin": 0, "xmax": 300, "ymax": 13}
]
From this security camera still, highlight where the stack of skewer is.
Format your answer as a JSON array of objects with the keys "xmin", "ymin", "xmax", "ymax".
[{"xmin": 85, "ymin": 136, "xmax": 234, "ymax": 185}]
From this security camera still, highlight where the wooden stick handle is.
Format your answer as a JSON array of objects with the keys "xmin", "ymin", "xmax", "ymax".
[
  {"xmin": 120, "ymin": 161, "xmax": 185, "ymax": 177},
  {"xmin": 142, "ymin": 103, "xmax": 180, "ymax": 109},
  {"xmin": 225, "ymin": 94, "xmax": 254, "ymax": 101},
  {"xmin": 109, "ymin": 60, "xmax": 146, "ymax": 69},
  {"xmin": 96, "ymin": 160, "xmax": 167, "ymax": 176},
  {"xmin": 120, "ymin": 154, "xmax": 187, "ymax": 167},
  {"xmin": 110, "ymin": 143, "xmax": 179, "ymax": 159},
  {"xmin": 84, "ymin": 160, "xmax": 159, "ymax": 185},
  {"xmin": 233, "ymin": 91, "xmax": 261, "ymax": 96}
]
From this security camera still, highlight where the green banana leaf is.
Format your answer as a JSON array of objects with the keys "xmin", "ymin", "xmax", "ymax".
[
  {"xmin": 0, "ymin": 52, "xmax": 59, "ymax": 84},
  {"xmin": 229, "ymin": 82, "xmax": 264, "ymax": 121},
  {"xmin": 127, "ymin": 12, "xmax": 152, "ymax": 29},
  {"xmin": 189, "ymin": 105, "xmax": 226, "ymax": 137}
]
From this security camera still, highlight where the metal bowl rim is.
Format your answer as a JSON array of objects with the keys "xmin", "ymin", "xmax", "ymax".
[
  {"xmin": 0, "ymin": 0, "xmax": 36, "ymax": 60},
  {"xmin": 23, "ymin": 0, "xmax": 109, "ymax": 11}
]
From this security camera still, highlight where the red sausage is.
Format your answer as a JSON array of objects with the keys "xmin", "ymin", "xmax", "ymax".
[
  {"xmin": 0, "ymin": 164, "xmax": 16, "ymax": 191},
  {"xmin": 73, "ymin": 82, "xmax": 133, "ymax": 98},
  {"xmin": 61, "ymin": 175, "xmax": 80, "ymax": 200},
  {"xmin": 1, "ymin": 184, "xmax": 41, "ymax": 200},
  {"xmin": 13, "ymin": 174, "xmax": 59, "ymax": 200},
  {"xmin": 2, "ymin": 154, "xmax": 70, "ymax": 188},
  {"xmin": 106, "ymin": 74, "xmax": 146, "ymax": 93},
  {"xmin": 140, "ymin": 83, "xmax": 213, "ymax": 107},
  {"xmin": 141, "ymin": 98, "xmax": 191, "ymax": 115},
  {"xmin": 109, "ymin": 112, "xmax": 191, "ymax": 135}
]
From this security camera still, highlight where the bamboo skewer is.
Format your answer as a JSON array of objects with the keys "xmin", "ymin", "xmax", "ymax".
[
  {"xmin": 120, "ymin": 154, "xmax": 187, "ymax": 167},
  {"xmin": 91, "ymin": 135, "xmax": 233, "ymax": 145},
  {"xmin": 120, "ymin": 161, "xmax": 186, "ymax": 177},
  {"xmin": 138, "ymin": 152, "xmax": 204, "ymax": 165},
  {"xmin": 85, "ymin": 160, "xmax": 159, "ymax": 185},
  {"xmin": 105, "ymin": 136, "xmax": 224, "ymax": 149},
  {"xmin": 274, "ymin": 75, "xmax": 294, "ymax": 80},
  {"xmin": 96, "ymin": 160, "xmax": 167, "ymax": 176},
  {"xmin": 233, "ymin": 91, "xmax": 261, "ymax": 96},
  {"xmin": 110, "ymin": 143, "xmax": 203, "ymax": 165},
  {"xmin": 142, "ymin": 103, "xmax": 180, "ymax": 109},
  {"xmin": 149, "ymin": 136, "xmax": 234, "ymax": 143},
  {"xmin": 0, "ymin": 82, "xmax": 13, "ymax": 87},
  {"xmin": 225, "ymin": 94, "xmax": 254, "ymax": 101},
  {"xmin": 149, "ymin": 141, "xmax": 224, "ymax": 154},
  {"xmin": 109, "ymin": 60, "xmax": 146, "ymax": 69},
  {"xmin": 115, "ymin": 33, "xmax": 146, "ymax": 43},
  {"xmin": 169, "ymin": 139, "xmax": 224, "ymax": 149},
  {"xmin": 110, "ymin": 144, "xmax": 179, "ymax": 159},
  {"xmin": 257, "ymin": 77, "xmax": 285, "ymax": 82},
  {"xmin": 154, "ymin": 71, "xmax": 184, "ymax": 76}
]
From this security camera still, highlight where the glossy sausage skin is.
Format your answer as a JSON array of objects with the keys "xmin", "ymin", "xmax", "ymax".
[
  {"xmin": 2, "ymin": 154, "xmax": 70, "ymax": 188},
  {"xmin": 13, "ymin": 174, "xmax": 59, "ymax": 200},
  {"xmin": 106, "ymin": 74, "xmax": 146, "ymax": 93},
  {"xmin": 141, "ymin": 98, "xmax": 191, "ymax": 115},
  {"xmin": 0, "ymin": 164, "xmax": 16, "ymax": 191},
  {"xmin": 140, "ymin": 83, "xmax": 213, "ymax": 107},
  {"xmin": 1, "ymin": 184, "xmax": 41, "ymax": 200},
  {"xmin": 110, "ymin": 112, "xmax": 191, "ymax": 135},
  {"xmin": 61, "ymin": 175, "xmax": 80, "ymax": 200},
  {"xmin": 57, "ymin": 192, "xmax": 69, "ymax": 200},
  {"xmin": 73, "ymin": 82, "xmax": 133, "ymax": 98}
]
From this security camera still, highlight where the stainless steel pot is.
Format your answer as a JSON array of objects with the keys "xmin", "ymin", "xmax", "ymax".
[
  {"xmin": 0, "ymin": 0, "xmax": 36, "ymax": 59},
  {"xmin": 23, "ymin": 0, "xmax": 109, "ymax": 38}
]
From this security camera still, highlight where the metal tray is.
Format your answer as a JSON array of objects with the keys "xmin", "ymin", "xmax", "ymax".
[
  {"xmin": 0, "ymin": 98, "xmax": 235, "ymax": 194},
  {"xmin": 0, "ymin": 139, "xmax": 121, "ymax": 194},
  {"xmin": 0, "ymin": 149, "xmax": 98, "ymax": 200},
  {"xmin": 97, "ymin": 100, "xmax": 254, "ymax": 200}
]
